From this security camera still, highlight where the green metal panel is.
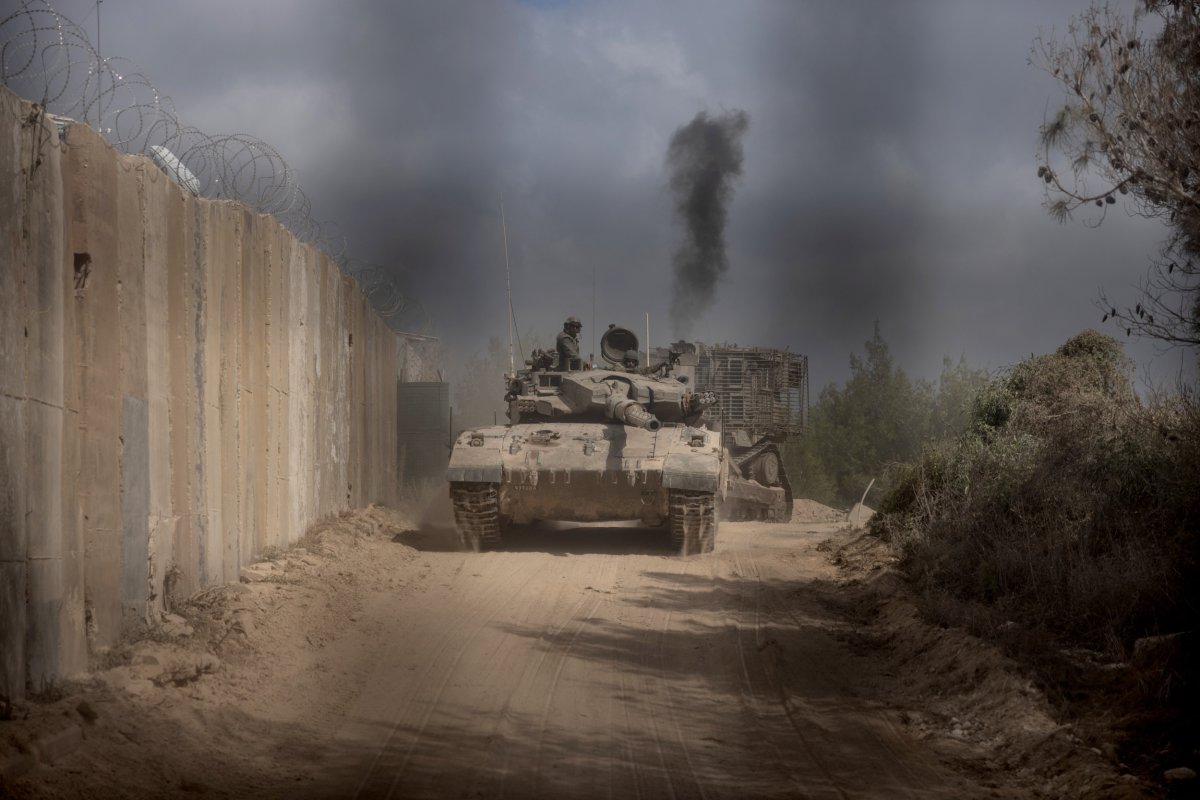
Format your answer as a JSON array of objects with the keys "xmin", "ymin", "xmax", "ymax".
[{"xmin": 397, "ymin": 382, "xmax": 450, "ymax": 485}]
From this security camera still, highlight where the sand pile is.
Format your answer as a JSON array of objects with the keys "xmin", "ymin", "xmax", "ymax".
[{"xmin": 790, "ymin": 498, "xmax": 846, "ymax": 523}]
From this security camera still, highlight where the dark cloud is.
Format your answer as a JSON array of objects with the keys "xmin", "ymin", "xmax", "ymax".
[{"xmin": 26, "ymin": 0, "xmax": 1194, "ymax": 391}]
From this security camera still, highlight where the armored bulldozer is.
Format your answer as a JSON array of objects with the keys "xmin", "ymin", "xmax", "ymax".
[
  {"xmin": 657, "ymin": 342, "xmax": 808, "ymax": 522},
  {"xmin": 446, "ymin": 326, "xmax": 724, "ymax": 554}
]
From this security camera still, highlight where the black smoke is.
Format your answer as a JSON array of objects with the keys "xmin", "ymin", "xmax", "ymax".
[{"xmin": 665, "ymin": 109, "xmax": 750, "ymax": 338}]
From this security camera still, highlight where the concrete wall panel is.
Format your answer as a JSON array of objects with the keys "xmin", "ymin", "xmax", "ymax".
[
  {"xmin": 120, "ymin": 396, "xmax": 149, "ymax": 620},
  {"xmin": 303, "ymin": 247, "xmax": 320, "ymax": 529},
  {"xmin": 25, "ymin": 403, "xmax": 62, "ymax": 563},
  {"xmin": 279, "ymin": 221, "xmax": 293, "ymax": 551},
  {"xmin": 0, "ymin": 84, "xmax": 414, "ymax": 699},
  {"xmin": 198, "ymin": 201, "xmax": 222, "ymax": 588},
  {"xmin": 22, "ymin": 113, "xmax": 77, "ymax": 687},
  {"xmin": 0, "ymin": 561, "xmax": 27, "ymax": 701},
  {"xmin": 266, "ymin": 224, "xmax": 291, "ymax": 553},
  {"xmin": 0, "ymin": 91, "xmax": 26, "ymax": 401},
  {"xmin": 1, "ymin": 90, "xmax": 30, "ymax": 708},
  {"xmin": 142, "ymin": 164, "xmax": 174, "ymax": 615},
  {"xmin": 380, "ymin": 325, "xmax": 399, "ymax": 505},
  {"xmin": 330, "ymin": 264, "xmax": 349, "ymax": 514},
  {"xmin": 312, "ymin": 255, "xmax": 330, "ymax": 520},
  {"xmin": 285, "ymin": 236, "xmax": 306, "ymax": 541},
  {"xmin": 0, "ymin": 107, "xmax": 31, "ymax": 689},
  {"xmin": 117, "ymin": 156, "xmax": 149, "ymax": 628},
  {"xmin": 56, "ymin": 120, "xmax": 87, "ymax": 681},
  {"xmin": 70, "ymin": 123, "xmax": 124, "ymax": 651},
  {"xmin": 349, "ymin": 286, "xmax": 367, "ymax": 508},
  {"xmin": 166, "ymin": 187, "xmax": 197, "ymax": 602},
  {"xmin": 238, "ymin": 209, "xmax": 267, "ymax": 561},
  {"xmin": 24, "ymin": 131, "xmax": 65, "ymax": 409},
  {"xmin": 25, "ymin": 554, "xmax": 65, "ymax": 690},
  {"xmin": 215, "ymin": 203, "xmax": 241, "ymax": 582},
  {"xmin": 24, "ymin": 118, "xmax": 65, "ymax": 558},
  {"xmin": 0, "ymin": 398, "xmax": 27, "ymax": 701},
  {"xmin": 187, "ymin": 194, "xmax": 207, "ymax": 592}
]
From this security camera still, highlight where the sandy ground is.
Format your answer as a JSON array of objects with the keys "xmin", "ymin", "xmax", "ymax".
[{"xmin": 1, "ymin": 502, "xmax": 1153, "ymax": 799}]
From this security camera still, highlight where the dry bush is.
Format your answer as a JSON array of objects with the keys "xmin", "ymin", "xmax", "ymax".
[{"xmin": 872, "ymin": 330, "xmax": 1200, "ymax": 657}]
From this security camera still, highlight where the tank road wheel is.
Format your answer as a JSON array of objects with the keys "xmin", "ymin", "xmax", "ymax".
[
  {"xmin": 449, "ymin": 482, "xmax": 503, "ymax": 552},
  {"xmin": 750, "ymin": 451, "xmax": 782, "ymax": 487},
  {"xmin": 669, "ymin": 490, "xmax": 717, "ymax": 556}
]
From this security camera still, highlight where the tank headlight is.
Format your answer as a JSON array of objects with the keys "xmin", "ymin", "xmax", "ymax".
[{"xmin": 469, "ymin": 435, "xmax": 484, "ymax": 447}]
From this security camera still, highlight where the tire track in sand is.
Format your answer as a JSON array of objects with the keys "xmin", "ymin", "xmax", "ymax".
[{"xmin": 348, "ymin": 554, "xmax": 541, "ymax": 798}]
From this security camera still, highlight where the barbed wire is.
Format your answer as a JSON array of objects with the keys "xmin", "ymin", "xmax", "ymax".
[
  {"xmin": 343, "ymin": 259, "xmax": 432, "ymax": 335},
  {"xmin": 1, "ymin": 0, "xmax": 427, "ymax": 332}
]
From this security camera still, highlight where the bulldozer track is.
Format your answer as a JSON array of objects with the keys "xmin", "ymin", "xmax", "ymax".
[
  {"xmin": 450, "ymin": 482, "xmax": 503, "ymax": 551},
  {"xmin": 729, "ymin": 442, "xmax": 794, "ymax": 523},
  {"xmin": 732, "ymin": 438, "xmax": 779, "ymax": 478},
  {"xmin": 669, "ymin": 490, "xmax": 717, "ymax": 555}
]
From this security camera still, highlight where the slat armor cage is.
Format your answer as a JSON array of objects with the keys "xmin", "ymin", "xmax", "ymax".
[{"xmin": 694, "ymin": 345, "xmax": 809, "ymax": 449}]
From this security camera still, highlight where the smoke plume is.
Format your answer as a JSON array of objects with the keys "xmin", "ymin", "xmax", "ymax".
[{"xmin": 665, "ymin": 109, "xmax": 750, "ymax": 338}]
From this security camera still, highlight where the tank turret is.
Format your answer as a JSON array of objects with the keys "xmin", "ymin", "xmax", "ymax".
[{"xmin": 505, "ymin": 326, "xmax": 715, "ymax": 428}]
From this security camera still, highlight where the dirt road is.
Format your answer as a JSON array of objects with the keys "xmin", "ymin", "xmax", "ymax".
[
  {"xmin": 6, "ymin": 507, "xmax": 1134, "ymax": 799},
  {"xmin": 318, "ymin": 518, "xmax": 984, "ymax": 800}
]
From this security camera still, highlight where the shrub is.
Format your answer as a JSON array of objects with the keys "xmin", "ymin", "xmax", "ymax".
[{"xmin": 872, "ymin": 331, "xmax": 1200, "ymax": 656}]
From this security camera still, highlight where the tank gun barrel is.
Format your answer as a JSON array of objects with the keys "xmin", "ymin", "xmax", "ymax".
[{"xmin": 605, "ymin": 396, "xmax": 661, "ymax": 431}]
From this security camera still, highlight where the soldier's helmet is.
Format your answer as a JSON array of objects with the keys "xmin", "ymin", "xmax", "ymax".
[
  {"xmin": 565, "ymin": 316, "xmax": 582, "ymax": 330},
  {"xmin": 622, "ymin": 349, "xmax": 640, "ymax": 366}
]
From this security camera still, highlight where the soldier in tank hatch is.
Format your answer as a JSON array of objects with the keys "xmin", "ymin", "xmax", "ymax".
[{"xmin": 556, "ymin": 316, "xmax": 582, "ymax": 370}]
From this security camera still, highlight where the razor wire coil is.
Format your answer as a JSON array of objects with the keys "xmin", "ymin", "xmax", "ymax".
[{"xmin": 1, "ymin": 0, "xmax": 426, "ymax": 332}]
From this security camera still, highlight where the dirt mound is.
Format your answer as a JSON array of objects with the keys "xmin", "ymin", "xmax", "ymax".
[
  {"xmin": 791, "ymin": 497, "xmax": 845, "ymax": 523},
  {"xmin": 846, "ymin": 502, "xmax": 875, "ymax": 528},
  {"xmin": 0, "ymin": 504, "xmax": 420, "ymax": 798},
  {"xmin": 829, "ymin": 533, "xmax": 1154, "ymax": 800}
]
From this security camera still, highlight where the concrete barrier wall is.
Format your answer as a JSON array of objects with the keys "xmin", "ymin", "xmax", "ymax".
[{"xmin": 0, "ymin": 86, "xmax": 406, "ymax": 701}]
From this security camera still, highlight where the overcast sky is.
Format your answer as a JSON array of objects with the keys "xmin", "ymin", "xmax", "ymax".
[{"xmin": 16, "ymin": 0, "xmax": 1197, "ymax": 392}]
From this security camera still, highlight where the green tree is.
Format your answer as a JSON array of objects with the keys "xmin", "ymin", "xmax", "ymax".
[
  {"xmin": 930, "ymin": 354, "xmax": 991, "ymax": 438},
  {"xmin": 1034, "ymin": 1, "xmax": 1200, "ymax": 347},
  {"xmin": 788, "ymin": 324, "xmax": 987, "ymax": 508},
  {"xmin": 791, "ymin": 323, "xmax": 923, "ymax": 506}
]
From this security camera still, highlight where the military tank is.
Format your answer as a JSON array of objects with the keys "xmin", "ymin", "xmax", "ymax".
[{"xmin": 446, "ymin": 326, "xmax": 723, "ymax": 554}]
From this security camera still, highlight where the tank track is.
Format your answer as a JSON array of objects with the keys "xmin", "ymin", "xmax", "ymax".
[
  {"xmin": 669, "ymin": 490, "xmax": 717, "ymax": 555},
  {"xmin": 730, "ymin": 441, "xmax": 794, "ymax": 523},
  {"xmin": 449, "ymin": 482, "xmax": 503, "ymax": 552}
]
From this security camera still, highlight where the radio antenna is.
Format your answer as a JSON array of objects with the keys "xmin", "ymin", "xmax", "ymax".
[
  {"xmin": 645, "ymin": 311, "xmax": 650, "ymax": 367},
  {"xmin": 501, "ymin": 198, "xmax": 514, "ymax": 374},
  {"xmin": 588, "ymin": 262, "xmax": 592, "ymax": 367}
]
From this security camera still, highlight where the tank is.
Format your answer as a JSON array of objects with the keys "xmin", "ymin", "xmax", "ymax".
[{"xmin": 446, "ymin": 325, "xmax": 724, "ymax": 554}]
